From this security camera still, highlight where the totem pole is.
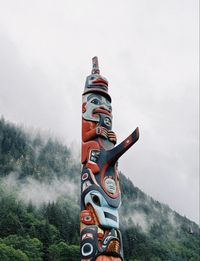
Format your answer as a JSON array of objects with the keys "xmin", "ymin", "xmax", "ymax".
[{"xmin": 80, "ymin": 57, "xmax": 139, "ymax": 261}]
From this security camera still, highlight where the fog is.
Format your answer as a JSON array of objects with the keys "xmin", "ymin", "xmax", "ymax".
[{"xmin": 0, "ymin": 0, "xmax": 199, "ymax": 223}]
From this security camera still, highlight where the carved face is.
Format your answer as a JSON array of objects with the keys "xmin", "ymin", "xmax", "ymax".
[
  {"xmin": 84, "ymin": 190, "xmax": 119, "ymax": 229},
  {"xmin": 105, "ymin": 178, "xmax": 117, "ymax": 195},
  {"xmin": 85, "ymin": 74, "xmax": 108, "ymax": 90},
  {"xmin": 82, "ymin": 93, "xmax": 112, "ymax": 122}
]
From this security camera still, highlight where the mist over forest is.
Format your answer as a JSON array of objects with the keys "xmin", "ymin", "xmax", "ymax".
[{"xmin": 0, "ymin": 117, "xmax": 199, "ymax": 261}]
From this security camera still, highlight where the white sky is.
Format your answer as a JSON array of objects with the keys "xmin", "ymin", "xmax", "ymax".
[{"xmin": 0, "ymin": 0, "xmax": 199, "ymax": 223}]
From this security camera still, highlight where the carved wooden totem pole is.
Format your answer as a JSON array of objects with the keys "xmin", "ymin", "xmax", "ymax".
[{"xmin": 80, "ymin": 57, "xmax": 139, "ymax": 261}]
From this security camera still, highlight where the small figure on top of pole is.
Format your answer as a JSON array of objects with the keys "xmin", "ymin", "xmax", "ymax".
[{"xmin": 91, "ymin": 56, "xmax": 100, "ymax": 74}]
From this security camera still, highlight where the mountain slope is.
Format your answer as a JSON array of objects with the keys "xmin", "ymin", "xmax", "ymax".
[{"xmin": 0, "ymin": 117, "xmax": 199, "ymax": 261}]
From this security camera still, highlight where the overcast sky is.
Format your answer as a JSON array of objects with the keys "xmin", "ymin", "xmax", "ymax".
[{"xmin": 0, "ymin": 0, "xmax": 199, "ymax": 223}]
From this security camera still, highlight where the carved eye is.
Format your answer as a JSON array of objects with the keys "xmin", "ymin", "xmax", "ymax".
[
  {"xmin": 92, "ymin": 195, "xmax": 101, "ymax": 206},
  {"xmin": 91, "ymin": 99, "xmax": 101, "ymax": 105}
]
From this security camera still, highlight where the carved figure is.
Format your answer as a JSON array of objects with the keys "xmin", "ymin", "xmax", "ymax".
[{"xmin": 80, "ymin": 57, "xmax": 139, "ymax": 260}]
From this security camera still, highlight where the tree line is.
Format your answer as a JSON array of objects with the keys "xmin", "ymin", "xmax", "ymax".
[{"xmin": 0, "ymin": 118, "xmax": 199, "ymax": 260}]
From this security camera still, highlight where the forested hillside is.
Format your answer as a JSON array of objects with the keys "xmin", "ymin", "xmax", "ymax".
[{"xmin": 0, "ymin": 118, "xmax": 199, "ymax": 261}]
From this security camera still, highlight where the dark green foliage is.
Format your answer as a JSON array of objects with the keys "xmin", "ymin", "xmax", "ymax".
[
  {"xmin": 37, "ymin": 139, "xmax": 71, "ymax": 180},
  {"xmin": 44, "ymin": 200, "xmax": 79, "ymax": 244},
  {"xmin": 0, "ymin": 235, "xmax": 43, "ymax": 261},
  {"xmin": 0, "ymin": 117, "xmax": 73, "ymax": 182},
  {"xmin": 0, "ymin": 191, "xmax": 26, "ymax": 237},
  {"xmin": 0, "ymin": 243, "xmax": 28, "ymax": 261},
  {"xmin": 0, "ymin": 118, "xmax": 199, "ymax": 260},
  {"xmin": 0, "ymin": 117, "xmax": 28, "ymax": 175},
  {"xmin": 48, "ymin": 242, "xmax": 79, "ymax": 261}
]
